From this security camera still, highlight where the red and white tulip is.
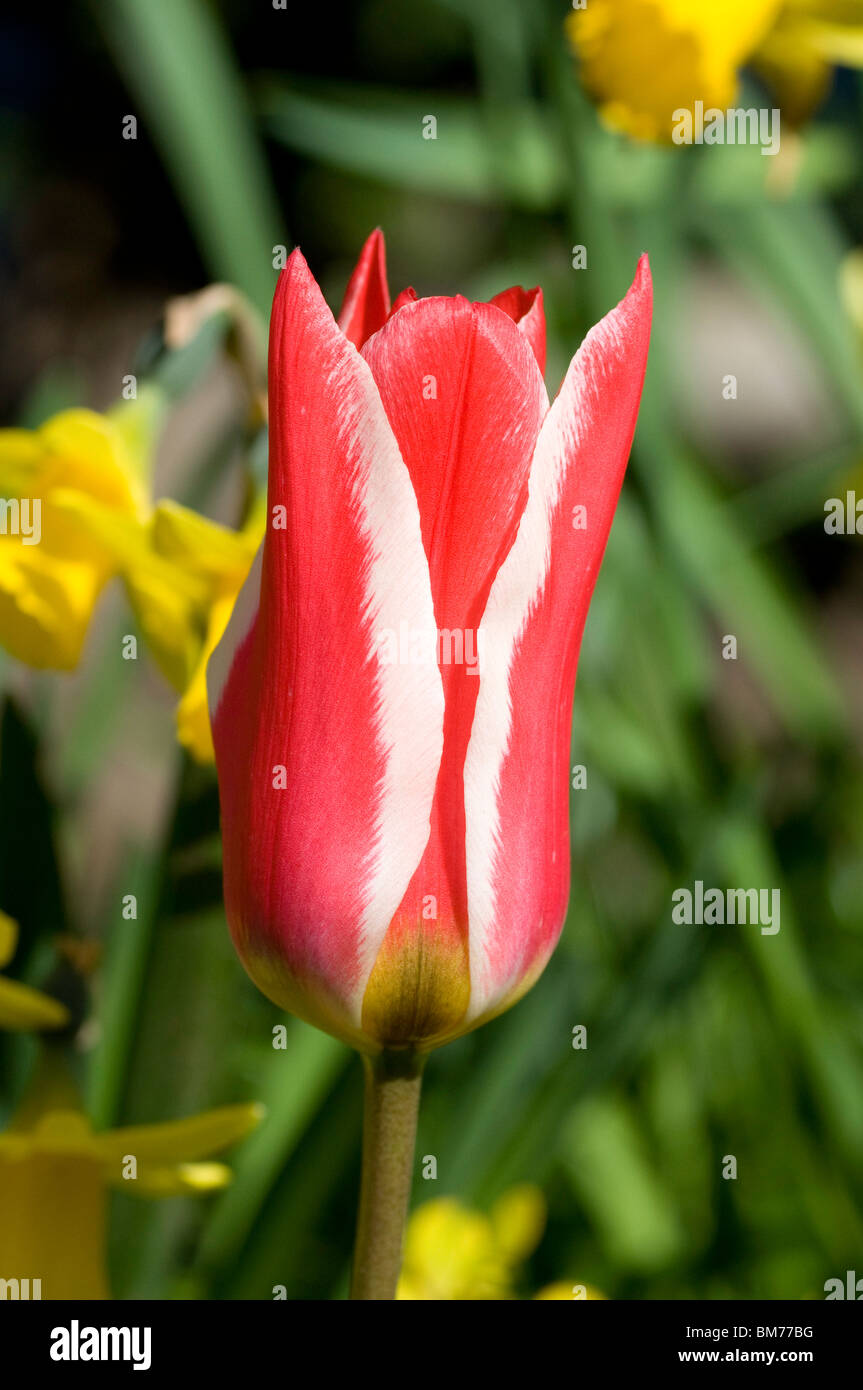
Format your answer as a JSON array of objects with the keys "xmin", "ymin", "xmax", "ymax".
[{"xmin": 208, "ymin": 230, "xmax": 651, "ymax": 1054}]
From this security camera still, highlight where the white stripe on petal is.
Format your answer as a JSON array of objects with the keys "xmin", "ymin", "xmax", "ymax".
[{"xmin": 338, "ymin": 348, "xmax": 446, "ymax": 987}]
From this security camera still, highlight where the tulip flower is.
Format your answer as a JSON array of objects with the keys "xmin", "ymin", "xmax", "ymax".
[
  {"xmin": 0, "ymin": 1051, "xmax": 263, "ymax": 1299},
  {"xmin": 207, "ymin": 230, "xmax": 651, "ymax": 1297},
  {"xmin": 0, "ymin": 912, "xmax": 69, "ymax": 1031}
]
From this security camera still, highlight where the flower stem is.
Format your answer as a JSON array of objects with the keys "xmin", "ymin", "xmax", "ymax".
[{"xmin": 350, "ymin": 1049, "xmax": 425, "ymax": 1300}]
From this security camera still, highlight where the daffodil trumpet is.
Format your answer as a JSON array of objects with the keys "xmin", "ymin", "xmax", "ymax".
[{"xmin": 207, "ymin": 230, "xmax": 652, "ymax": 1298}]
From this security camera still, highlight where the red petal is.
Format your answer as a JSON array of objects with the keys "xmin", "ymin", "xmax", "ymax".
[
  {"xmin": 337, "ymin": 228, "xmax": 391, "ymax": 348},
  {"xmin": 391, "ymin": 286, "xmax": 418, "ymax": 314},
  {"xmin": 465, "ymin": 256, "xmax": 653, "ymax": 1023},
  {"xmin": 489, "ymin": 285, "xmax": 546, "ymax": 375}
]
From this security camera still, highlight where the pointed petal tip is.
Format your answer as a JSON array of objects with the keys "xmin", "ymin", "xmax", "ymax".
[
  {"xmin": 633, "ymin": 252, "xmax": 652, "ymax": 294},
  {"xmin": 357, "ymin": 226, "xmax": 387, "ymax": 269},
  {"xmin": 279, "ymin": 245, "xmax": 310, "ymax": 282},
  {"xmin": 391, "ymin": 285, "xmax": 418, "ymax": 314},
  {"xmin": 601, "ymin": 253, "xmax": 652, "ymax": 334},
  {"xmin": 272, "ymin": 246, "xmax": 314, "ymax": 312},
  {"xmin": 337, "ymin": 230, "xmax": 391, "ymax": 346}
]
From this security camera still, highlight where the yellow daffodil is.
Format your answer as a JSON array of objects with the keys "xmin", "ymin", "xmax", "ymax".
[
  {"xmin": 0, "ymin": 911, "xmax": 69, "ymax": 1031},
  {"xmin": 144, "ymin": 498, "xmax": 265, "ymax": 763},
  {"xmin": 397, "ymin": 1186, "xmax": 607, "ymax": 1300},
  {"xmin": 0, "ymin": 408, "xmax": 148, "ymax": 669},
  {"xmin": 566, "ymin": 0, "xmax": 863, "ymax": 142},
  {"xmin": 0, "ymin": 280, "xmax": 266, "ymax": 765},
  {"xmin": 0, "ymin": 1055, "xmax": 264, "ymax": 1298},
  {"xmin": 1, "ymin": 389, "xmax": 264, "ymax": 764},
  {"xmin": 396, "ymin": 1186, "xmax": 547, "ymax": 1300},
  {"xmin": 83, "ymin": 494, "xmax": 264, "ymax": 762}
]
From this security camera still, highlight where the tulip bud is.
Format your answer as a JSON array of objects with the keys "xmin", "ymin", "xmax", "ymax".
[{"xmin": 208, "ymin": 231, "xmax": 651, "ymax": 1054}]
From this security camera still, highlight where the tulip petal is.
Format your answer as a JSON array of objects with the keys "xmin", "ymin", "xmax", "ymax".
[
  {"xmin": 362, "ymin": 295, "xmax": 548, "ymax": 631},
  {"xmin": 391, "ymin": 285, "xmax": 419, "ymax": 314},
  {"xmin": 489, "ymin": 285, "xmax": 546, "ymax": 375},
  {"xmin": 208, "ymin": 250, "xmax": 444, "ymax": 1047},
  {"xmin": 338, "ymin": 227, "xmax": 391, "ymax": 348},
  {"xmin": 464, "ymin": 256, "xmax": 652, "ymax": 1023}
]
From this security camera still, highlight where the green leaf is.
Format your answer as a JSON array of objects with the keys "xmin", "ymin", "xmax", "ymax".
[{"xmin": 259, "ymin": 79, "xmax": 561, "ymax": 209}]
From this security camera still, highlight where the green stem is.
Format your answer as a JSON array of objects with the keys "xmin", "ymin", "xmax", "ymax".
[{"xmin": 350, "ymin": 1049, "xmax": 425, "ymax": 1300}]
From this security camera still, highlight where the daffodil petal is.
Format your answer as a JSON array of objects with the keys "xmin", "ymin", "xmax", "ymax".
[
  {"xmin": 54, "ymin": 492, "xmax": 211, "ymax": 689},
  {"xmin": 177, "ymin": 590, "xmax": 239, "ymax": 763},
  {"xmin": 121, "ymin": 1160, "xmax": 234, "ymax": 1197},
  {"xmin": 0, "ymin": 975, "xmax": 70, "ymax": 1031},
  {"xmin": 37, "ymin": 409, "xmax": 141, "ymax": 515},
  {"xmin": 153, "ymin": 499, "xmax": 259, "ymax": 581},
  {"xmin": 93, "ymin": 1101, "xmax": 264, "ymax": 1167},
  {"xmin": 0, "ymin": 539, "xmax": 107, "ymax": 669}
]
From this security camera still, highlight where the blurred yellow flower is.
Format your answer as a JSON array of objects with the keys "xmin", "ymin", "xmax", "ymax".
[
  {"xmin": 144, "ymin": 498, "xmax": 264, "ymax": 763},
  {"xmin": 0, "ymin": 911, "xmax": 69, "ymax": 1032},
  {"xmin": 64, "ymin": 490, "xmax": 263, "ymax": 761},
  {"xmin": 0, "ymin": 408, "xmax": 145, "ymax": 669},
  {"xmin": 0, "ymin": 1055, "xmax": 264, "ymax": 1298},
  {"xmin": 397, "ymin": 1185, "xmax": 596, "ymax": 1300},
  {"xmin": 566, "ymin": 0, "xmax": 863, "ymax": 141},
  {"xmin": 0, "ymin": 392, "xmax": 263, "ymax": 764}
]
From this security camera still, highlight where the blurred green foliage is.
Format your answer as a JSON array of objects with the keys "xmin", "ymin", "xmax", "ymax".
[{"xmin": 1, "ymin": 0, "xmax": 862, "ymax": 1299}]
